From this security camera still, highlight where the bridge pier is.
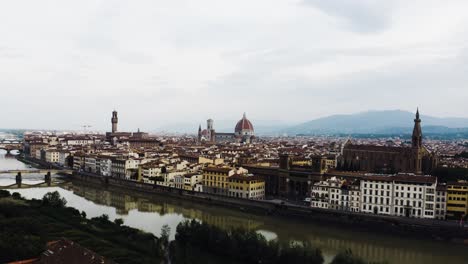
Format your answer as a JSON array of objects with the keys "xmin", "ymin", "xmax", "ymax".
[
  {"xmin": 16, "ymin": 172, "xmax": 22, "ymax": 188},
  {"xmin": 45, "ymin": 171, "xmax": 51, "ymax": 186}
]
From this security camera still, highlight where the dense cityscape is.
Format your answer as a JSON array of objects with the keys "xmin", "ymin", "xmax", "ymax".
[
  {"xmin": 0, "ymin": 108, "xmax": 466, "ymax": 263},
  {"xmin": 2, "ymin": 1, "xmax": 468, "ymax": 263},
  {"xmin": 14, "ymin": 109, "xmax": 467, "ymax": 220}
]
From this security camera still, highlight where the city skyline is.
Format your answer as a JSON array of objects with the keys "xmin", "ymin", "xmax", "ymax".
[{"xmin": 1, "ymin": 0, "xmax": 468, "ymax": 130}]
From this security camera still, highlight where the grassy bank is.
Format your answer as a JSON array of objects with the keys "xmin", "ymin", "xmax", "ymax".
[
  {"xmin": 0, "ymin": 190, "xmax": 383, "ymax": 264},
  {"xmin": 0, "ymin": 190, "xmax": 163, "ymax": 264}
]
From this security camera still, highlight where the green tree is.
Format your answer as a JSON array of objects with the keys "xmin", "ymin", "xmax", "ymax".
[
  {"xmin": 0, "ymin": 190, "xmax": 10, "ymax": 198},
  {"xmin": 11, "ymin": 192, "xmax": 22, "ymax": 200},
  {"xmin": 114, "ymin": 218, "xmax": 124, "ymax": 226},
  {"xmin": 42, "ymin": 191, "xmax": 67, "ymax": 207},
  {"xmin": 160, "ymin": 224, "xmax": 171, "ymax": 248}
]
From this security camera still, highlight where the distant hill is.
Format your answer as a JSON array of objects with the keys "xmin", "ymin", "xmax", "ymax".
[{"xmin": 283, "ymin": 110, "xmax": 468, "ymax": 135}]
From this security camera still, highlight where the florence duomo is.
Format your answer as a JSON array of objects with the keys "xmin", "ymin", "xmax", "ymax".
[{"xmin": 197, "ymin": 113, "xmax": 255, "ymax": 144}]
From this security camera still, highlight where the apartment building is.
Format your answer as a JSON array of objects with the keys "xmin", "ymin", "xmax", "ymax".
[{"xmin": 360, "ymin": 174, "xmax": 441, "ymax": 219}]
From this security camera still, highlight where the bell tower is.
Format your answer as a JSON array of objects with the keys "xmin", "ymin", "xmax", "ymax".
[
  {"xmin": 111, "ymin": 110, "xmax": 118, "ymax": 133},
  {"xmin": 412, "ymin": 108, "xmax": 422, "ymax": 148}
]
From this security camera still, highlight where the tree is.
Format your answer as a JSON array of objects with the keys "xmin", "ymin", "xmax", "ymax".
[
  {"xmin": 331, "ymin": 249, "xmax": 387, "ymax": 264},
  {"xmin": 160, "ymin": 224, "xmax": 171, "ymax": 249},
  {"xmin": 81, "ymin": 211, "xmax": 87, "ymax": 219},
  {"xmin": 0, "ymin": 190, "xmax": 10, "ymax": 198},
  {"xmin": 42, "ymin": 191, "xmax": 67, "ymax": 207},
  {"xmin": 11, "ymin": 192, "xmax": 22, "ymax": 200},
  {"xmin": 114, "ymin": 218, "xmax": 124, "ymax": 226}
]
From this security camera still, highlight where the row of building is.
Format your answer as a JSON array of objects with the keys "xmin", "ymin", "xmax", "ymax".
[
  {"xmin": 310, "ymin": 174, "xmax": 447, "ymax": 220},
  {"xmin": 20, "ymin": 109, "xmax": 468, "ymax": 221}
]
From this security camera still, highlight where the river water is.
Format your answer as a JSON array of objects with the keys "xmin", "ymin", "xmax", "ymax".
[{"xmin": 1, "ymin": 150, "xmax": 468, "ymax": 264}]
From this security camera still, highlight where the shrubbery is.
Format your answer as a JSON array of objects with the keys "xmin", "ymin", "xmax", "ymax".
[
  {"xmin": 172, "ymin": 219, "xmax": 323, "ymax": 264},
  {"xmin": 331, "ymin": 250, "xmax": 387, "ymax": 264},
  {"xmin": 0, "ymin": 191, "xmax": 162, "ymax": 264}
]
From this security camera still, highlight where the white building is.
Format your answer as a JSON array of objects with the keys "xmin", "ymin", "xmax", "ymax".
[
  {"xmin": 360, "ymin": 174, "xmax": 441, "ymax": 219},
  {"xmin": 96, "ymin": 156, "xmax": 112, "ymax": 177},
  {"xmin": 311, "ymin": 177, "xmax": 360, "ymax": 212},
  {"xmin": 73, "ymin": 153, "xmax": 86, "ymax": 171},
  {"xmin": 84, "ymin": 156, "xmax": 97, "ymax": 173},
  {"xmin": 58, "ymin": 151, "xmax": 70, "ymax": 167},
  {"xmin": 435, "ymin": 184, "xmax": 447, "ymax": 220},
  {"xmin": 111, "ymin": 158, "xmax": 144, "ymax": 179}
]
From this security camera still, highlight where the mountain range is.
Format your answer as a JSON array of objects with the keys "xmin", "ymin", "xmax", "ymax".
[
  {"xmin": 281, "ymin": 110, "xmax": 468, "ymax": 135},
  {"xmin": 153, "ymin": 110, "xmax": 468, "ymax": 136}
]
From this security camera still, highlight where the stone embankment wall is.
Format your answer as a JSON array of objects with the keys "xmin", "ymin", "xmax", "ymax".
[{"xmin": 70, "ymin": 171, "xmax": 468, "ymax": 243}]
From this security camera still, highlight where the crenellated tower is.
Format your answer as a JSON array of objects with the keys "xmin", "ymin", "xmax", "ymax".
[
  {"xmin": 111, "ymin": 110, "xmax": 118, "ymax": 133},
  {"xmin": 198, "ymin": 124, "xmax": 202, "ymax": 142},
  {"xmin": 412, "ymin": 108, "xmax": 423, "ymax": 174}
]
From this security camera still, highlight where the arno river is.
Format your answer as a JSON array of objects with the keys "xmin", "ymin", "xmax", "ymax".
[{"xmin": 1, "ymin": 150, "xmax": 468, "ymax": 264}]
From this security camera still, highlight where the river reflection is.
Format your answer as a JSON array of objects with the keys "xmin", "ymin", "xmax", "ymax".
[
  {"xmin": 0, "ymin": 149, "xmax": 28, "ymax": 170},
  {"xmin": 2, "ymin": 149, "xmax": 468, "ymax": 264}
]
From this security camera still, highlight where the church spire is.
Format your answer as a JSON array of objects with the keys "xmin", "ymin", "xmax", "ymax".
[{"xmin": 412, "ymin": 108, "xmax": 422, "ymax": 148}]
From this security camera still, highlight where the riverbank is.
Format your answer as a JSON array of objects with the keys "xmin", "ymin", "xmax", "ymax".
[
  {"xmin": 1, "ymin": 190, "xmax": 381, "ymax": 264},
  {"xmin": 70, "ymin": 171, "xmax": 468, "ymax": 243},
  {"xmin": 0, "ymin": 190, "xmax": 163, "ymax": 264}
]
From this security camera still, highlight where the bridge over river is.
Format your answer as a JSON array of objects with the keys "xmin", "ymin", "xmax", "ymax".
[
  {"xmin": 0, "ymin": 180, "xmax": 69, "ymax": 190},
  {"xmin": 0, "ymin": 169, "xmax": 73, "ymax": 175}
]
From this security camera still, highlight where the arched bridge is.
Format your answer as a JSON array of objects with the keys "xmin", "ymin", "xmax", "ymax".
[
  {"xmin": 0, "ymin": 143, "xmax": 22, "ymax": 153},
  {"xmin": 0, "ymin": 139, "xmax": 22, "ymax": 144}
]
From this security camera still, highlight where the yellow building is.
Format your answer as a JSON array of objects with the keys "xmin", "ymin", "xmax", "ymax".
[
  {"xmin": 228, "ymin": 174, "xmax": 265, "ymax": 200},
  {"xmin": 203, "ymin": 166, "xmax": 236, "ymax": 195},
  {"xmin": 446, "ymin": 182, "xmax": 468, "ymax": 219}
]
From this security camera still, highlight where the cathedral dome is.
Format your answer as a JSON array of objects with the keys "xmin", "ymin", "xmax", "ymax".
[{"xmin": 235, "ymin": 113, "xmax": 254, "ymax": 134}]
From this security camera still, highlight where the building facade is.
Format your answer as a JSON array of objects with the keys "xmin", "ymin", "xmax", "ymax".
[
  {"xmin": 228, "ymin": 174, "xmax": 265, "ymax": 200},
  {"xmin": 311, "ymin": 177, "xmax": 360, "ymax": 212},
  {"xmin": 338, "ymin": 110, "xmax": 438, "ymax": 175},
  {"xmin": 360, "ymin": 174, "xmax": 441, "ymax": 219},
  {"xmin": 446, "ymin": 182, "xmax": 468, "ymax": 219}
]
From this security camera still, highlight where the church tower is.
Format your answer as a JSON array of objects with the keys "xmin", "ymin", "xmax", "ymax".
[
  {"xmin": 111, "ymin": 110, "xmax": 118, "ymax": 133},
  {"xmin": 412, "ymin": 108, "xmax": 422, "ymax": 148}
]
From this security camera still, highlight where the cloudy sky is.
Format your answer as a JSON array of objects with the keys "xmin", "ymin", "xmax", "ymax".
[{"xmin": 1, "ymin": 0, "xmax": 467, "ymax": 131}]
